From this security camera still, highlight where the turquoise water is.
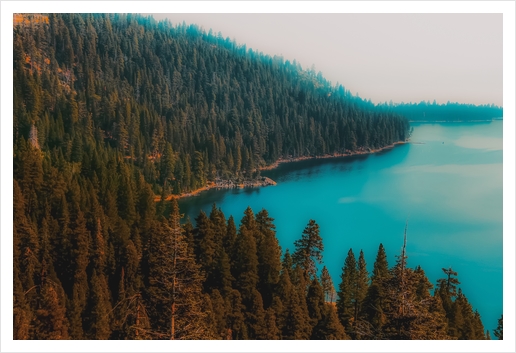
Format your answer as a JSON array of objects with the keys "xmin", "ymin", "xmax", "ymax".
[{"xmin": 179, "ymin": 121, "xmax": 503, "ymax": 335}]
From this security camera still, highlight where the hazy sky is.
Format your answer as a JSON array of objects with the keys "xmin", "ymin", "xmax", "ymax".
[{"xmin": 150, "ymin": 13, "xmax": 502, "ymax": 107}]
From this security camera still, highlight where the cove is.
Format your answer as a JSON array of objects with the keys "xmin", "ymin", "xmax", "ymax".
[{"xmin": 178, "ymin": 121, "xmax": 503, "ymax": 335}]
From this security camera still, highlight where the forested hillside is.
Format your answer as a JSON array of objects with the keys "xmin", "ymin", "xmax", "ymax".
[
  {"xmin": 378, "ymin": 101, "xmax": 503, "ymax": 122},
  {"xmin": 13, "ymin": 13, "xmax": 501, "ymax": 340},
  {"xmin": 13, "ymin": 13, "xmax": 409, "ymax": 197}
]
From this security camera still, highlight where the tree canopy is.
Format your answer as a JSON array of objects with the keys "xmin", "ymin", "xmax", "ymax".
[{"xmin": 12, "ymin": 13, "xmax": 491, "ymax": 340}]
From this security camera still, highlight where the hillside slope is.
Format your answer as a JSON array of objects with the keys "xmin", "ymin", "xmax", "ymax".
[{"xmin": 14, "ymin": 13, "xmax": 409, "ymax": 196}]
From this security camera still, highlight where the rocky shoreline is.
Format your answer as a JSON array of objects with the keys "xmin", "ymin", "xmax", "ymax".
[{"xmin": 157, "ymin": 177, "xmax": 277, "ymax": 201}]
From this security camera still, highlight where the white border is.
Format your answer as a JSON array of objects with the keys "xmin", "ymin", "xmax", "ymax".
[{"xmin": 1, "ymin": 1, "xmax": 514, "ymax": 352}]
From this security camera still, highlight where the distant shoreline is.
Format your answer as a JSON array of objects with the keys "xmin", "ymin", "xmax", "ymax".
[
  {"xmin": 160, "ymin": 141, "xmax": 406, "ymax": 201},
  {"xmin": 409, "ymin": 119, "xmax": 502, "ymax": 123}
]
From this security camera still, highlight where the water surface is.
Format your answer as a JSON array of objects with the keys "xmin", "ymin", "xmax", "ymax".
[{"xmin": 179, "ymin": 121, "xmax": 503, "ymax": 334}]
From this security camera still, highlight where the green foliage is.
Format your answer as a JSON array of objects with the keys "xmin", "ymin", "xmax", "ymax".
[
  {"xmin": 277, "ymin": 269, "xmax": 311, "ymax": 340},
  {"xmin": 14, "ymin": 13, "xmax": 409, "ymax": 205},
  {"xmin": 209, "ymin": 289, "xmax": 227, "ymax": 339},
  {"xmin": 494, "ymin": 315, "xmax": 503, "ymax": 340},
  {"xmin": 193, "ymin": 210, "xmax": 217, "ymax": 290},
  {"xmin": 337, "ymin": 249, "xmax": 357, "ymax": 330},
  {"xmin": 244, "ymin": 289, "xmax": 267, "ymax": 339},
  {"xmin": 292, "ymin": 219, "xmax": 323, "ymax": 282},
  {"xmin": 85, "ymin": 269, "xmax": 112, "ymax": 339},
  {"xmin": 362, "ymin": 243, "xmax": 390, "ymax": 331},
  {"xmin": 311, "ymin": 305, "xmax": 348, "ymax": 340},
  {"xmin": 380, "ymin": 246, "xmax": 449, "ymax": 340},
  {"xmin": 143, "ymin": 200, "xmax": 210, "ymax": 339},
  {"xmin": 12, "ymin": 13, "xmax": 486, "ymax": 341},
  {"xmin": 320, "ymin": 266, "xmax": 336, "ymax": 303},
  {"xmin": 306, "ymin": 278, "xmax": 326, "ymax": 327},
  {"xmin": 382, "ymin": 100, "xmax": 503, "ymax": 122},
  {"xmin": 31, "ymin": 282, "xmax": 69, "ymax": 339},
  {"xmin": 255, "ymin": 209, "xmax": 282, "ymax": 308},
  {"xmin": 225, "ymin": 289, "xmax": 248, "ymax": 340},
  {"xmin": 231, "ymin": 225, "xmax": 259, "ymax": 300},
  {"xmin": 355, "ymin": 251, "xmax": 369, "ymax": 320}
]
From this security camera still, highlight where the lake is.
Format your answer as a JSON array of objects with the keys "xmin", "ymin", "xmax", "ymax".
[{"xmin": 178, "ymin": 120, "xmax": 503, "ymax": 336}]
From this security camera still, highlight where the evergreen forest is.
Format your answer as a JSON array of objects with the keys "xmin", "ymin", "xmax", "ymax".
[
  {"xmin": 378, "ymin": 101, "xmax": 503, "ymax": 122},
  {"xmin": 12, "ymin": 13, "xmax": 502, "ymax": 340}
]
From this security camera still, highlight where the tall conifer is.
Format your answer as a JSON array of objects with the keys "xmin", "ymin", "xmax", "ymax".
[
  {"xmin": 337, "ymin": 248, "xmax": 357, "ymax": 330},
  {"xmin": 145, "ymin": 200, "xmax": 210, "ymax": 339},
  {"xmin": 292, "ymin": 219, "xmax": 323, "ymax": 282}
]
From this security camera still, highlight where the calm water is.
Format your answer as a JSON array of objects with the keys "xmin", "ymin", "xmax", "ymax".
[{"xmin": 179, "ymin": 121, "xmax": 503, "ymax": 334}]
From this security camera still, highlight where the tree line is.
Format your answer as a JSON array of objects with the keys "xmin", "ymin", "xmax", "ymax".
[
  {"xmin": 13, "ymin": 13, "xmax": 503, "ymax": 340},
  {"xmin": 377, "ymin": 101, "xmax": 502, "ymax": 122},
  {"xmin": 14, "ymin": 194, "xmax": 502, "ymax": 339},
  {"xmin": 13, "ymin": 13, "xmax": 409, "ymax": 200}
]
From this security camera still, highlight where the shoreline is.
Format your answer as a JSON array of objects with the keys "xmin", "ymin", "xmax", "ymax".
[
  {"xmin": 156, "ymin": 140, "xmax": 407, "ymax": 201},
  {"xmin": 409, "ymin": 119, "xmax": 500, "ymax": 123},
  {"xmin": 259, "ymin": 140, "xmax": 407, "ymax": 171},
  {"xmin": 154, "ymin": 177, "xmax": 278, "ymax": 202}
]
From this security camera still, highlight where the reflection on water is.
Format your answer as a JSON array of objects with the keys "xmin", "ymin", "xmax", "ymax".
[
  {"xmin": 262, "ymin": 153, "xmax": 374, "ymax": 182},
  {"xmin": 179, "ymin": 121, "xmax": 503, "ymax": 334}
]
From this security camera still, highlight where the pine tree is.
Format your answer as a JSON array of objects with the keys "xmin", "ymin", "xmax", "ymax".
[
  {"xmin": 255, "ymin": 209, "xmax": 281, "ymax": 308},
  {"xmin": 216, "ymin": 250, "xmax": 234, "ymax": 296},
  {"xmin": 263, "ymin": 307, "xmax": 280, "ymax": 339},
  {"xmin": 71, "ymin": 134, "xmax": 83, "ymax": 163},
  {"xmin": 362, "ymin": 243, "xmax": 390, "ymax": 332},
  {"xmin": 31, "ymin": 281, "xmax": 69, "ymax": 339},
  {"xmin": 320, "ymin": 266, "xmax": 336, "ymax": 303},
  {"xmin": 245, "ymin": 289, "xmax": 267, "ymax": 339},
  {"xmin": 448, "ymin": 289, "xmax": 485, "ymax": 340},
  {"xmin": 137, "ymin": 179, "xmax": 156, "ymax": 232},
  {"xmin": 494, "ymin": 314, "xmax": 503, "ymax": 340},
  {"xmin": 224, "ymin": 215, "xmax": 238, "ymax": 253},
  {"xmin": 239, "ymin": 206, "xmax": 257, "ymax": 235},
  {"xmin": 194, "ymin": 210, "xmax": 217, "ymax": 290},
  {"xmin": 117, "ymin": 162, "xmax": 137, "ymax": 225},
  {"xmin": 472, "ymin": 310, "xmax": 486, "ymax": 340},
  {"xmin": 208, "ymin": 205, "xmax": 233, "ymax": 294},
  {"xmin": 13, "ymin": 263, "xmax": 31, "ymax": 339},
  {"xmin": 336, "ymin": 248, "xmax": 357, "ymax": 331},
  {"xmin": 306, "ymin": 278, "xmax": 326, "ymax": 328},
  {"xmin": 292, "ymin": 219, "xmax": 323, "ymax": 282},
  {"xmin": 311, "ymin": 305, "xmax": 348, "ymax": 340},
  {"xmin": 209, "ymin": 289, "xmax": 227, "ymax": 339},
  {"xmin": 145, "ymin": 200, "xmax": 210, "ymax": 339},
  {"xmin": 231, "ymin": 225, "xmax": 259, "ymax": 300},
  {"xmin": 16, "ymin": 140, "xmax": 43, "ymax": 216},
  {"xmin": 225, "ymin": 289, "xmax": 248, "ymax": 340},
  {"xmin": 355, "ymin": 250, "xmax": 369, "ymax": 324},
  {"xmin": 14, "ymin": 180, "xmax": 40, "ymax": 296},
  {"xmin": 68, "ymin": 210, "xmax": 90, "ymax": 339},
  {"xmin": 277, "ymin": 269, "xmax": 311, "ymax": 340},
  {"xmin": 182, "ymin": 216, "xmax": 195, "ymax": 248},
  {"xmin": 116, "ymin": 293, "xmax": 152, "ymax": 340},
  {"xmin": 209, "ymin": 204, "xmax": 227, "ymax": 245},
  {"xmin": 381, "ymin": 232, "xmax": 449, "ymax": 340},
  {"xmin": 85, "ymin": 269, "xmax": 112, "ymax": 339},
  {"xmin": 192, "ymin": 151, "xmax": 206, "ymax": 189},
  {"xmin": 160, "ymin": 142, "xmax": 175, "ymax": 185},
  {"xmin": 436, "ymin": 267, "xmax": 460, "ymax": 316},
  {"xmin": 282, "ymin": 249, "xmax": 294, "ymax": 278}
]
